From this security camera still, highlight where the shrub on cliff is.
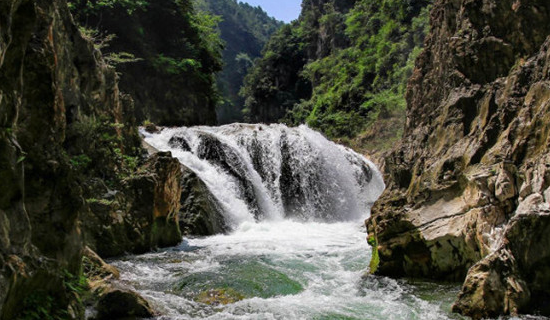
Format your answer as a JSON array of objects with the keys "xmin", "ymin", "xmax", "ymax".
[
  {"xmin": 68, "ymin": 0, "xmax": 224, "ymax": 126},
  {"xmin": 240, "ymin": 0, "xmax": 431, "ymax": 146}
]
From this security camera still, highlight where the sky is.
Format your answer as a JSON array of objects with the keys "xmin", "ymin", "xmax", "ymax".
[{"xmin": 241, "ymin": 0, "xmax": 302, "ymax": 22}]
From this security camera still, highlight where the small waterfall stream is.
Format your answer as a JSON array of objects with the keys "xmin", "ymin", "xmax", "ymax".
[{"xmin": 111, "ymin": 124, "xmax": 465, "ymax": 320}]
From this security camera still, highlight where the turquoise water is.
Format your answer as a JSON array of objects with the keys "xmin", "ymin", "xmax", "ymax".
[
  {"xmin": 130, "ymin": 124, "xmax": 549, "ymax": 320},
  {"xmin": 111, "ymin": 221, "xmax": 467, "ymax": 320}
]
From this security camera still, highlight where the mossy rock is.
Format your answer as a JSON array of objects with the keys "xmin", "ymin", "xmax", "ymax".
[
  {"xmin": 367, "ymin": 234, "xmax": 379, "ymax": 274},
  {"xmin": 175, "ymin": 259, "xmax": 303, "ymax": 299},
  {"xmin": 195, "ymin": 288, "xmax": 245, "ymax": 305}
]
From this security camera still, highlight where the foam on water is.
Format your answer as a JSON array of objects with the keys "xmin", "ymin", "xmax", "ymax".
[
  {"xmin": 141, "ymin": 123, "xmax": 385, "ymax": 226},
  {"xmin": 116, "ymin": 124, "xmax": 550, "ymax": 320},
  {"xmin": 111, "ymin": 221, "xmax": 465, "ymax": 320}
]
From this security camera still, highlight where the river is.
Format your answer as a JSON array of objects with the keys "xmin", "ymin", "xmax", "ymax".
[{"xmin": 111, "ymin": 124, "xmax": 465, "ymax": 319}]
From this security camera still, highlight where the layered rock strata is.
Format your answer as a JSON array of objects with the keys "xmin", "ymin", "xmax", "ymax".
[{"xmin": 366, "ymin": 0, "xmax": 550, "ymax": 317}]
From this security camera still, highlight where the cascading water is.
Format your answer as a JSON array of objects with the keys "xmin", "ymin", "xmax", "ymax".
[
  {"xmin": 110, "ymin": 124, "xmax": 466, "ymax": 320},
  {"xmin": 141, "ymin": 123, "xmax": 385, "ymax": 225}
]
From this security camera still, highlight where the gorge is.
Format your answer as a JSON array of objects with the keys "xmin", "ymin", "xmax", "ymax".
[{"xmin": 1, "ymin": 0, "xmax": 550, "ymax": 319}]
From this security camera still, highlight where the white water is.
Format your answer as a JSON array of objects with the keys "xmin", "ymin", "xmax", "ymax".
[
  {"xmin": 112, "ymin": 221, "xmax": 464, "ymax": 320},
  {"xmin": 112, "ymin": 124, "xmax": 465, "ymax": 319},
  {"xmin": 141, "ymin": 124, "xmax": 385, "ymax": 225}
]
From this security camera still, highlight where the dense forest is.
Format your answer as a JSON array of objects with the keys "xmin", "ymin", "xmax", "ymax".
[
  {"xmin": 67, "ymin": 0, "xmax": 224, "ymax": 126},
  {"xmin": 194, "ymin": 0, "xmax": 283, "ymax": 123},
  {"xmin": 240, "ymin": 0, "xmax": 430, "ymax": 151}
]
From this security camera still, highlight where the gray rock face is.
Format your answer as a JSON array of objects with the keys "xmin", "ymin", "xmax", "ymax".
[
  {"xmin": 366, "ymin": 0, "xmax": 550, "ymax": 317},
  {"xmin": 83, "ymin": 152, "xmax": 184, "ymax": 257},
  {"xmin": 452, "ymin": 209, "xmax": 550, "ymax": 319},
  {"xmin": 179, "ymin": 165, "xmax": 228, "ymax": 236}
]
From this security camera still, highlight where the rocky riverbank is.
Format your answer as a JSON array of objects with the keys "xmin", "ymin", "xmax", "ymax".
[{"xmin": 366, "ymin": 0, "xmax": 550, "ymax": 318}]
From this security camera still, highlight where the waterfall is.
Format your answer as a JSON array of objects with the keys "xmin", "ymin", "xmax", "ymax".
[
  {"xmin": 141, "ymin": 124, "xmax": 385, "ymax": 229},
  {"xmin": 113, "ymin": 125, "xmax": 464, "ymax": 320}
]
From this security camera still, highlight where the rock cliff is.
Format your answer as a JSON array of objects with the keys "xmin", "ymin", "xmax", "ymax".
[
  {"xmin": 0, "ymin": 0, "xmax": 186, "ymax": 318},
  {"xmin": 0, "ymin": 0, "xmax": 129, "ymax": 317},
  {"xmin": 366, "ymin": 0, "xmax": 550, "ymax": 317}
]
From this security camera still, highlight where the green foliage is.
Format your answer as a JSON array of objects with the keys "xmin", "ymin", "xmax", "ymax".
[
  {"xmin": 104, "ymin": 51, "xmax": 142, "ymax": 65},
  {"xmin": 65, "ymin": 115, "xmax": 140, "ymax": 184},
  {"xmin": 68, "ymin": 0, "xmax": 148, "ymax": 16},
  {"xmin": 77, "ymin": 26, "xmax": 115, "ymax": 51},
  {"xmin": 291, "ymin": 0, "xmax": 431, "ymax": 138},
  {"xmin": 70, "ymin": 154, "xmax": 92, "ymax": 170},
  {"xmin": 77, "ymin": 25, "xmax": 141, "ymax": 67},
  {"xmin": 368, "ymin": 234, "xmax": 380, "ymax": 274},
  {"xmin": 16, "ymin": 293, "xmax": 67, "ymax": 320},
  {"xmin": 190, "ymin": 11, "xmax": 224, "ymax": 62},
  {"xmin": 235, "ymin": 53, "xmax": 253, "ymax": 74},
  {"xmin": 2, "ymin": 127, "xmax": 13, "ymax": 135},
  {"xmin": 69, "ymin": 0, "xmax": 225, "ymax": 126},
  {"xmin": 152, "ymin": 54, "xmax": 202, "ymax": 75},
  {"xmin": 241, "ymin": 0, "xmax": 432, "ymax": 143},
  {"xmin": 194, "ymin": 0, "xmax": 284, "ymax": 123},
  {"xmin": 240, "ymin": 23, "xmax": 310, "ymax": 122},
  {"xmin": 86, "ymin": 198, "xmax": 114, "ymax": 205},
  {"xmin": 14, "ymin": 270, "xmax": 88, "ymax": 320},
  {"xmin": 63, "ymin": 270, "xmax": 89, "ymax": 299}
]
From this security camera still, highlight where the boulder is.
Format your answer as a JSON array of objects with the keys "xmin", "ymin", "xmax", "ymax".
[
  {"xmin": 83, "ymin": 246, "xmax": 120, "ymax": 282},
  {"xmin": 179, "ymin": 165, "xmax": 227, "ymax": 236},
  {"xmin": 96, "ymin": 289, "xmax": 154, "ymax": 320},
  {"xmin": 453, "ymin": 209, "xmax": 550, "ymax": 318},
  {"xmin": 83, "ymin": 151, "xmax": 183, "ymax": 257}
]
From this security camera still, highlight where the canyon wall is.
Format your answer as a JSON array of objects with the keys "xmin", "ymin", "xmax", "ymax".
[
  {"xmin": 367, "ymin": 0, "xmax": 550, "ymax": 318},
  {"xmin": 0, "ymin": 1, "xmax": 185, "ymax": 318}
]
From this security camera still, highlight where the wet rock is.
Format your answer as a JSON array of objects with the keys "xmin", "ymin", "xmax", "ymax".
[
  {"xmin": 195, "ymin": 288, "xmax": 244, "ymax": 305},
  {"xmin": 144, "ymin": 123, "xmax": 160, "ymax": 134},
  {"xmin": 168, "ymin": 135, "xmax": 192, "ymax": 152},
  {"xmin": 279, "ymin": 132, "xmax": 309, "ymax": 218},
  {"xmin": 83, "ymin": 246, "xmax": 120, "ymax": 282},
  {"xmin": 96, "ymin": 289, "xmax": 154, "ymax": 320},
  {"xmin": 179, "ymin": 165, "xmax": 227, "ymax": 236},
  {"xmin": 196, "ymin": 132, "xmax": 261, "ymax": 218},
  {"xmin": 83, "ymin": 152, "xmax": 183, "ymax": 257},
  {"xmin": 142, "ymin": 139, "xmax": 159, "ymax": 156},
  {"xmin": 121, "ymin": 151, "xmax": 183, "ymax": 250},
  {"xmin": 81, "ymin": 247, "xmax": 155, "ymax": 320}
]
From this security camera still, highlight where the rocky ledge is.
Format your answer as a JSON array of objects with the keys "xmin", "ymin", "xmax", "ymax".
[
  {"xmin": 82, "ymin": 151, "xmax": 184, "ymax": 257},
  {"xmin": 366, "ymin": 0, "xmax": 550, "ymax": 318}
]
